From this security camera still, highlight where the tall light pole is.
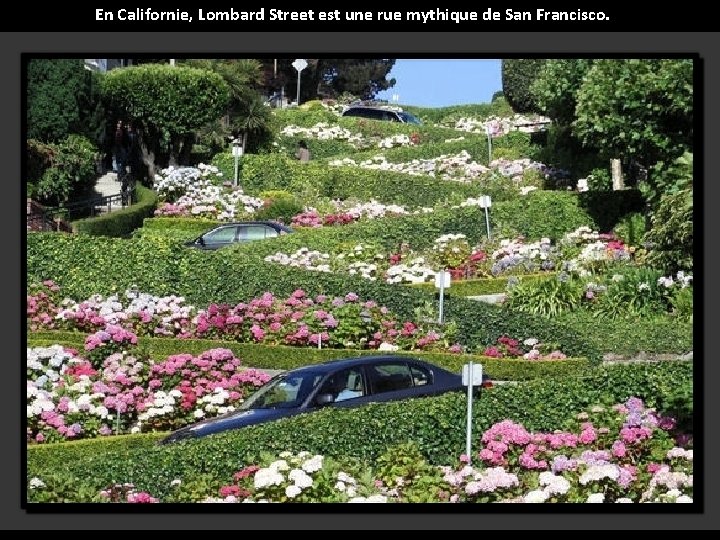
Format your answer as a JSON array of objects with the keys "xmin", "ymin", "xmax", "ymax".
[{"xmin": 232, "ymin": 138, "xmax": 244, "ymax": 189}]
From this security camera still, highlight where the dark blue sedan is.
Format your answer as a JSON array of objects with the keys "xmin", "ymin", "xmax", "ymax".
[{"xmin": 160, "ymin": 355, "xmax": 492, "ymax": 444}]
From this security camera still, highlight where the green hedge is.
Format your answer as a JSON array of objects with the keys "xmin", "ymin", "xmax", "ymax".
[
  {"xmin": 28, "ymin": 330, "xmax": 591, "ymax": 382},
  {"xmin": 556, "ymin": 312, "xmax": 694, "ymax": 356},
  {"xmin": 409, "ymin": 273, "xmax": 557, "ymax": 297},
  {"xmin": 26, "ymin": 233, "xmax": 600, "ymax": 360},
  {"xmin": 72, "ymin": 185, "xmax": 158, "ymax": 237},
  {"xmin": 328, "ymin": 131, "xmax": 532, "ymax": 165},
  {"xmin": 134, "ymin": 217, "xmax": 219, "ymax": 242},
  {"xmin": 26, "ymin": 361, "xmax": 692, "ymax": 500}
]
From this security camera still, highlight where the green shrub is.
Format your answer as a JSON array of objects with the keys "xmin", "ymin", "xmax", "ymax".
[
  {"xmin": 644, "ymin": 188, "xmax": 693, "ymax": 274},
  {"xmin": 26, "ymin": 139, "xmax": 55, "ymax": 184},
  {"xmin": 492, "ymin": 191, "xmax": 593, "ymax": 241},
  {"xmin": 72, "ymin": 185, "xmax": 158, "ymax": 237},
  {"xmin": 28, "ymin": 330, "xmax": 591, "ymax": 382},
  {"xmin": 587, "ymin": 167, "xmax": 612, "ymax": 191},
  {"xmin": 35, "ymin": 134, "xmax": 99, "ymax": 203},
  {"xmin": 26, "ymin": 361, "xmax": 692, "ymax": 500},
  {"xmin": 555, "ymin": 311, "xmax": 693, "ymax": 356},
  {"xmin": 504, "ymin": 273, "xmax": 584, "ymax": 317},
  {"xmin": 253, "ymin": 197, "xmax": 304, "ymax": 225},
  {"xmin": 613, "ymin": 212, "xmax": 647, "ymax": 246},
  {"xmin": 134, "ymin": 217, "xmax": 218, "ymax": 241},
  {"xmin": 402, "ymin": 100, "xmax": 514, "ymax": 125}
]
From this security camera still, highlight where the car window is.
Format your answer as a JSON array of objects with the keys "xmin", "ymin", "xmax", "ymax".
[
  {"xmin": 343, "ymin": 108, "xmax": 364, "ymax": 118},
  {"xmin": 203, "ymin": 226, "xmax": 238, "ymax": 243},
  {"xmin": 239, "ymin": 225, "xmax": 278, "ymax": 242},
  {"xmin": 317, "ymin": 367, "xmax": 365, "ymax": 402},
  {"xmin": 409, "ymin": 364, "xmax": 433, "ymax": 386},
  {"xmin": 241, "ymin": 371, "xmax": 324, "ymax": 409},
  {"xmin": 368, "ymin": 362, "xmax": 413, "ymax": 394}
]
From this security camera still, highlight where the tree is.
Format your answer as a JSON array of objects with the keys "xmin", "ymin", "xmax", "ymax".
[
  {"xmin": 532, "ymin": 59, "xmax": 594, "ymax": 125},
  {"xmin": 186, "ymin": 59, "xmax": 271, "ymax": 154},
  {"xmin": 501, "ymin": 59, "xmax": 546, "ymax": 113},
  {"xmin": 574, "ymin": 59, "xmax": 693, "ymax": 199},
  {"xmin": 27, "ymin": 59, "xmax": 105, "ymax": 143},
  {"xmin": 101, "ymin": 64, "xmax": 230, "ymax": 178},
  {"xmin": 260, "ymin": 59, "xmax": 396, "ymax": 103}
]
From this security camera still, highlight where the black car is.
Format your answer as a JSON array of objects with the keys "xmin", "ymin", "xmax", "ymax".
[
  {"xmin": 342, "ymin": 106, "xmax": 422, "ymax": 125},
  {"xmin": 185, "ymin": 221, "xmax": 293, "ymax": 250},
  {"xmin": 160, "ymin": 355, "xmax": 492, "ymax": 444}
]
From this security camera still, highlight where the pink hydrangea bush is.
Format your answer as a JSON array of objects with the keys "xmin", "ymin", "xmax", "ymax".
[{"xmin": 27, "ymin": 345, "xmax": 270, "ymax": 443}]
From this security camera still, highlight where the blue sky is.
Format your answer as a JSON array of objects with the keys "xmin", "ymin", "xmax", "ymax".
[{"xmin": 376, "ymin": 59, "xmax": 502, "ymax": 108}]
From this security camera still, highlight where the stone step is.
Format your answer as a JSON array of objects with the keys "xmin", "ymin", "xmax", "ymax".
[{"xmin": 466, "ymin": 293, "xmax": 507, "ymax": 304}]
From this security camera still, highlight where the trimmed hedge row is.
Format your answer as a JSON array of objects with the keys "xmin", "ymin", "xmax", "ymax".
[
  {"xmin": 28, "ymin": 330, "xmax": 591, "ymax": 382},
  {"xmin": 556, "ymin": 312, "xmax": 694, "ymax": 356},
  {"xmin": 409, "ymin": 273, "xmax": 557, "ymax": 297},
  {"xmin": 134, "ymin": 217, "xmax": 218, "ymax": 242},
  {"xmin": 72, "ymin": 185, "xmax": 158, "ymax": 237},
  {"xmin": 213, "ymin": 154, "xmax": 483, "ymax": 208},
  {"xmin": 403, "ymin": 99, "xmax": 515, "ymax": 125},
  {"xmin": 26, "ymin": 233, "xmax": 600, "ymax": 360},
  {"xmin": 26, "ymin": 360, "xmax": 692, "ymax": 499}
]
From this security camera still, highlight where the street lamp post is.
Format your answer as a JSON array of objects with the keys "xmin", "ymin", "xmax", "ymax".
[
  {"xmin": 232, "ymin": 139, "xmax": 244, "ymax": 189},
  {"xmin": 292, "ymin": 59, "xmax": 308, "ymax": 106}
]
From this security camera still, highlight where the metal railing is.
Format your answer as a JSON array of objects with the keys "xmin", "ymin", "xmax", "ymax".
[{"xmin": 26, "ymin": 185, "xmax": 136, "ymax": 233}]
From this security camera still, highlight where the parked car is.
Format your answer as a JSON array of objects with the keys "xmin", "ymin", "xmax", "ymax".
[
  {"xmin": 342, "ymin": 106, "xmax": 422, "ymax": 125},
  {"xmin": 184, "ymin": 221, "xmax": 293, "ymax": 250},
  {"xmin": 160, "ymin": 355, "xmax": 492, "ymax": 444}
]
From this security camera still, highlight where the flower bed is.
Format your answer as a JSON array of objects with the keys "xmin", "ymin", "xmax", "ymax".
[
  {"xmin": 152, "ymin": 164, "xmax": 263, "ymax": 221},
  {"xmin": 28, "ymin": 283, "xmax": 464, "ymax": 353},
  {"xmin": 26, "ymin": 344, "xmax": 269, "ymax": 443}
]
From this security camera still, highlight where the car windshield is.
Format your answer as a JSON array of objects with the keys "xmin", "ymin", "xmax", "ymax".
[
  {"xmin": 399, "ymin": 112, "xmax": 422, "ymax": 125},
  {"xmin": 240, "ymin": 371, "xmax": 324, "ymax": 410}
]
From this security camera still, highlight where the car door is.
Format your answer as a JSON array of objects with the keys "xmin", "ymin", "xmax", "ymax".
[
  {"xmin": 237, "ymin": 224, "xmax": 280, "ymax": 243},
  {"xmin": 311, "ymin": 366, "xmax": 376, "ymax": 410},
  {"xmin": 199, "ymin": 225, "xmax": 240, "ymax": 250}
]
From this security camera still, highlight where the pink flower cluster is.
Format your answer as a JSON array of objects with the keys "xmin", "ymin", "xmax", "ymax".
[{"xmin": 26, "ymin": 281, "xmax": 62, "ymax": 331}]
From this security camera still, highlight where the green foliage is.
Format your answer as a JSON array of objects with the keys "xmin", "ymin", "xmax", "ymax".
[
  {"xmin": 28, "ymin": 330, "xmax": 591, "ymax": 382},
  {"xmin": 501, "ymin": 59, "xmax": 547, "ymax": 113},
  {"xmin": 26, "ymin": 232, "xmax": 599, "ymax": 360},
  {"xmin": 587, "ymin": 167, "xmax": 612, "ymax": 191},
  {"xmin": 531, "ymin": 123, "xmax": 605, "ymax": 184},
  {"xmin": 670, "ymin": 287, "xmax": 693, "ymax": 323},
  {"xmin": 505, "ymin": 274, "xmax": 584, "ymax": 317},
  {"xmin": 374, "ymin": 442, "xmax": 450, "ymax": 502},
  {"xmin": 26, "ymin": 361, "xmax": 692, "ymax": 500},
  {"xmin": 72, "ymin": 185, "xmax": 158, "ymax": 237},
  {"xmin": 34, "ymin": 135, "xmax": 99, "ymax": 204},
  {"xmin": 591, "ymin": 267, "xmax": 666, "ymax": 320},
  {"xmin": 27, "ymin": 59, "xmax": 103, "ymax": 143},
  {"xmin": 644, "ymin": 189, "xmax": 693, "ymax": 274},
  {"xmin": 253, "ymin": 191, "xmax": 304, "ymax": 224},
  {"xmin": 532, "ymin": 59, "xmax": 594, "ymax": 125},
  {"xmin": 26, "ymin": 139, "xmax": 55, "ymax": 185},
  {"xmin": 644, "ymin": 153, "xmax": 693, "ymax": 273},
  {"xmin": 613, "ymin": 213, "xmax": 647, "ymax": 247},
  {"xmin": 574, "ymin": 59, "xmax": 693, "ymax": 201}
]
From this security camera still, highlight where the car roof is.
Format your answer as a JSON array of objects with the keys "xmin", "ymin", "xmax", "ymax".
[
  {"xmin": 210, "ymin": 221, "xmax": 293, "ymax": 231},
  {"xmin": 284, "ymin": 354, "xmax": 434, "ymax": 376}
]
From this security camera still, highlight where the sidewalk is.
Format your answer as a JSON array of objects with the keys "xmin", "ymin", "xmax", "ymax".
[{"xmin": 93, "ymin": 170, "xmax": 123, "ymax": 212}]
